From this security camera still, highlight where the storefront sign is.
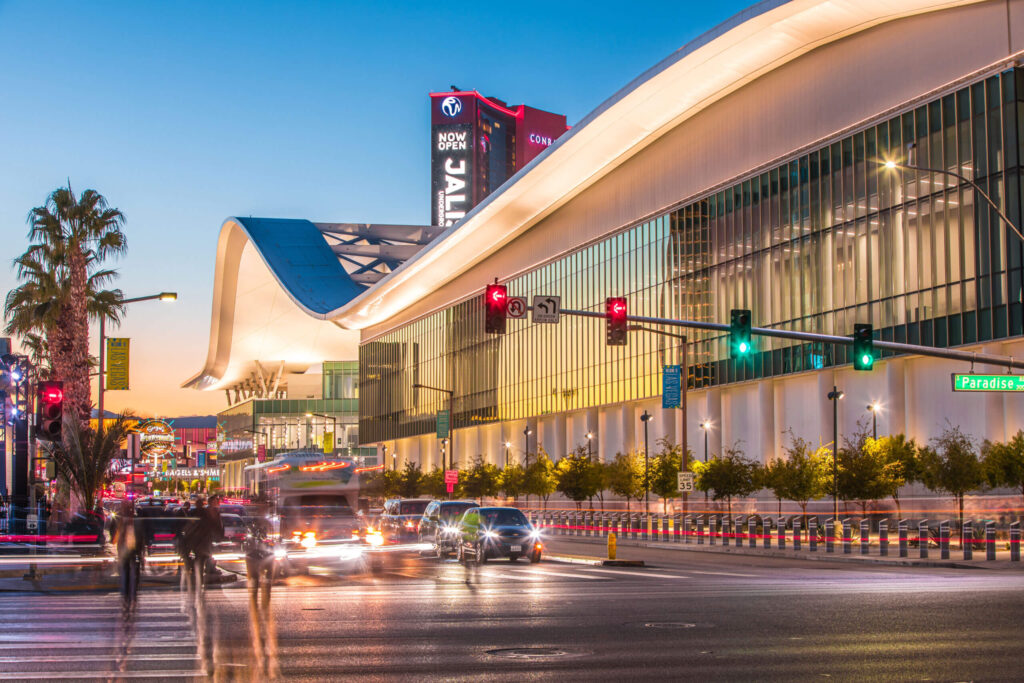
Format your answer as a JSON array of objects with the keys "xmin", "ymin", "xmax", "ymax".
[
  {"xmin": 951, "ymin": 373, "xmax": 1024, "ymax": 392},
  {"xmin": 138, "ymin": 419, "xmax": 175, "ymax": 458},
  {"xmin": 105, "ymin": 338, "xmax": 130, "ymax": 390},
  {"xmin": 167, "ymin": 467, "xmax": 221, "ymax": 479}
]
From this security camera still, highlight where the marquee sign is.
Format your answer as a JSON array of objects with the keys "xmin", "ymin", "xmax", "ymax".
[
  {"xmin": 431, "ymin": 123, "xmax": 473, "ymax": 226},
  {"xmin": 138, "ymin": 419, "xmax": 175, "ymax": 458},
  {"xmin": 167, "ymin": 467, "xmax": 221, "ymax": 478}
]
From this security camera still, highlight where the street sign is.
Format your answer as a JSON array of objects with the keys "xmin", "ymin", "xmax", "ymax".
[
  {"xmin": 662, "ymin": 365, "xmax": 681, "ymax": 408},
  {"xmin": 436, "ymin": 410, "xmax": 450, "ymax": 439},
  {"xmin": 26, "ymin": 513, "xmax": 37, "ymax": 531},
  {"xmin": 531, "ymin": 295, "xmax": 561, "ymax": 324},
  {"xmin": 677, "ymin": 472, "xmax": 694, "ymax": 493},
  {"xmin": 444, "ymin": 469, "xmax": 459, "ymax": 485},
  {"xmin": 446, "ymin": 483, "xmax": 454, "ymax": 493},
  {"xmin": 951, "ymin": 373, "xmax": 1024, "ymax": 392},
  {"xmin": 506, "ymin": 296, "xmax": 527, "ymax": 319}
]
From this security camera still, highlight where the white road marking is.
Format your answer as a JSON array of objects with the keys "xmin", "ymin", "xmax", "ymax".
[
  {"xmin": 686, "ymin": 569, "xmax": 757, "ymax": 577},
  {"xmin": 578, "ymin": 567, "xmax": 689, "ymax": 579},
  {"xmin": 514, "ymin": 567, "xmax": 604, "ymax": 580}
]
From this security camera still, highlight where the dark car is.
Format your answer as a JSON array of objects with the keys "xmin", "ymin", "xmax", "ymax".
[
  {"xmin": 457, "ymin": 507, "xmax": 541, "ymax": 564},
  {"xmin": 380, "ymin": 498, "xmax": 432, "ymax": 542},
  {"xmin": 418, "ymin": 500, "xmax": 476, "ymax": 557}
]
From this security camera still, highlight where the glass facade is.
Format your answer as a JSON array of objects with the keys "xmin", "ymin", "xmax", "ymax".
[{"xmin": 361, "ymin": 69, "xmax": 1024, "ymax": 445}]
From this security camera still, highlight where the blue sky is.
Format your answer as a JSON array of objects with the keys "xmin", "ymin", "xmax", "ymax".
[{"xmin": 0, "ymin": 0, "xmax": 754, "ymax": 415}]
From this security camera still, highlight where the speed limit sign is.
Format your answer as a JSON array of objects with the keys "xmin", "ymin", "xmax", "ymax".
[{"xmin": 677, "ymin": 472, "xmax": 695, "ymax": 493}]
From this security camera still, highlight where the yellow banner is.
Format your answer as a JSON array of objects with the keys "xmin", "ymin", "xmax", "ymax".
[
  {"xmin": 323, "ymin": 430, "xmax": 334, "ymax": 453},
  {"xmin": 105, "ymin": 337, "xmax": 130, "ymax": 390}
]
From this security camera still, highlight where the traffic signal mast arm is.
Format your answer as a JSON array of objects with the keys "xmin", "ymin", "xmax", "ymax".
[{"xmin": 546, "ymin": 306, "xmax": 1024, "ymax": 372}]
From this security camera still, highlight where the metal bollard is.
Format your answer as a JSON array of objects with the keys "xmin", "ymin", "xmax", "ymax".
[
  {"xmin": 898, "ymin": 519, "xmax": 908, "ymax": 557},
  {"xmin": 808, "ymin": 517, "xmax": 817, "ymax": 552},
  {"xmin": 919, "ymin": 519, "xmax": 929, "ymax": 559},
  {"xmin": 607, "ymin": 532, "xmax": 617, "ymax": 560},
  {"xmin": 763, "ymin": 517, "xmax": 771, "ymax": 549},
  {"xmin": 748, "ymin": 516, "xmax": 757, "ymax": 548},
  {"xmin": 709, "ymin": 516, "xmax": 717, "ymax": 546},
  {"xmin": 722, "ymin": 516, "xmax": 731, "ymax": 547},
  {"xmin": 793, "ymin": 517, "xmax": 801, "ymax": 551},
  {"xmin": 777, "ymin": 516, "xmax": 786, "ymax": 550},
  {"xmin": 668, "ymin": 515, "xmax": 675, "ymax": 542},
  {"xmin": 860, "ymin": 519, "xmax": 870, "ymax": 555},
  {"xmin": 696, "ymin": 515, "xmax": 704, "ymax": 545},
  {"xmin": 963, "ymin": 521, "xmax": 973, "ymax": 560},
  {"xmin": 825, "ymin": 519, "xmax": 834, "ymax": 553},
  {"xmin": 633, "ymin": 514, "xmax": 640, "ymax": 541},
  {"xmin": 939, "ymin": 520, "xmax": 950, "ymax": 560},
  {"xmin": 645, "ymin": 514, "xmax": 652, "ymax": 541},
  {"xmin": 842, "ymin": 518, "xmax": 851, "ymax": 554},
  {"xmin": 662, "ymin": 515, "xmax": 669, "ymax": 541},
  {"xmin": 986, "ymin": 522, "xmax": 996, "ymax": 561},
  {"xmin": 1010, "ymin": 521, "xmax": 1020, "ymax": 562},
  {"xmin": 879, "ymin": 519, "xmax": 888, "ymax": 556}
]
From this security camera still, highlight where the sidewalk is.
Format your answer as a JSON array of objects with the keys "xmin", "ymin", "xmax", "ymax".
[{"xmin": 541, "ymin": 533, "xmax": 1024, "ymax": 570}]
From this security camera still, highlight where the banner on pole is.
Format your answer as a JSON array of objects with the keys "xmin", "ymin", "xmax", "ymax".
[
  {"xmin": 662, "ymin": 365, "xmax": 681, "ymax": 408},
  {"xmin": 105, "ymin": 338, "xmax": 130, "ymax": 390}
]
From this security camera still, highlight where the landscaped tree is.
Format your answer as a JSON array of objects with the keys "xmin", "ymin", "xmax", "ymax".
[
  {"xmin": 982, "ymin": 430, "xmax": 1024, "ymax": 504},
  {"xmin": 649, "ymin": 438, "xmax": 685, "ymax": 513},
  {"xmin": 555, "ymin": 447, "xmax": 601, "ymax": 511},
  {"xmin": 770, "ymin": 435, "xmax": 831, "ymax": 519},
  {"xmin": 5, "ymin": 185, "xmax": 128, "ymax": 421},
  {"xmin": 836, "ymin": 442, "xmax": 889, "ymax": 517},
  {"xmin": 462, "ymin": 456, "xmax": 500, "ymax": 499},
  {"xmin": 606, "ymin": 451, "xmax": 644, "ymax": 510},
  {"xmin": 862, "ymin": 434, "xmax": 919, "ymax": 519},
  {"xmin": 396, "ymin": 461, "xmax": 423, "ymax": 498},
  {"xmin": 39, "ymin": 412, "xmax": 134, "ymax": 512},
  {"xmin": 420, "ymin": 467, "xmax": 447, "ymax": 498},
  {"xmin": 498, "ymin": 463, "xmax": 526, "ymax": 501},
  {"xmin": 919, "ymin": 424, "xmax": 985, "ymax": 543},
  {"xmin": 524, "ymin": 448, "xmax": 557, "ymax": 509},
  {"xmin": 695, "ymin": 444, "xmax": 759, "ymax": 517}
]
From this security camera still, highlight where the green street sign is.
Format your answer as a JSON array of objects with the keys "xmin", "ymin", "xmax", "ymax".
[
  {"xmin": 951, "ymin": 373, "xmax": 1024, "ymax": 392},
  {"xmin": 436, "ymin": 409, "xmax": 450, "ymax": 439}
]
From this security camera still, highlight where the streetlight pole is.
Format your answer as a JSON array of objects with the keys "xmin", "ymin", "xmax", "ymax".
[
  {"xmin": 523, "ymin": 427, "xmax": 532, "ymax": 468},
  {"xmin": 412, "ymin": 383, "xmax": 454, "ymax": 469},
  {"xmin": 827, "ymin": 386, "xmax": 844, "ymax": 520},
  {"xmin": 504, "ymin": 441, "xmax": 511, "ymax": 469},
  {"xmin": 585, "ymin": 432, "xmax": 593, "ymax": 462},
  {"xmin": 699, "ymin": 419, "xmax": 711, "ymax": 507},
  {"xmin": 866, "ymin": 402, "xmax": 880, "ymax": 440},
  {"xmin": 97, "ymin": 292, "xmax": 177, "ymax": 426},
  {"xmin": 640, "ymin": 411, "xmax": 653, "ymax": 516}
]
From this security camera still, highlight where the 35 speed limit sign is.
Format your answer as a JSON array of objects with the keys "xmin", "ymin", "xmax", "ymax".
[{"xmin": 677, "ymin": 472, "xmax": 695, "ymax": 493}]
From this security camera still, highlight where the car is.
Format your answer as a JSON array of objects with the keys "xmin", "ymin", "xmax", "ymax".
[
  {"xmin": 418, "ymin": 500, "xmax": 477, "ymax": 557},
  {"xmin": 456, "ymin": 506, "xmax": 541, "ymax": 564},
  {"xmin": 220, "ymin": 513, "xmax": 248, "ymax": 547},
  {"xmin": 380, "ymin": 498, "xmax": 432, "ymax": 541}
]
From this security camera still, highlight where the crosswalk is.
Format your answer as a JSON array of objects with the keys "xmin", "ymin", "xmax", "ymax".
[
  {"xmin": 356, "ymin": 560, "xmax": 700, "ymax": 585},
  {"xmin": 0, "ymin": 591, "xmax": 206, "ymax": 681}
]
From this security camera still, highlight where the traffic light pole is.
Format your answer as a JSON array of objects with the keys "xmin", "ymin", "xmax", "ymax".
[{"xmin": 553, "ymin": 308, "xmax": 1024, "ymax": 371}]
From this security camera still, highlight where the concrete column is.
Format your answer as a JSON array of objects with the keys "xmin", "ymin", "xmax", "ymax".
[
  {"xmin": 622, "ymin": 404, "xmax": 636, "ymax": 455},
  {"xmin": 885, "ymin": 358, "xmax": 906, "ymax": 437},
  {"xmin": 553, "ymin": 413, "xmax": 567, "ymax": 461},
  {"xmin": 773, "ymin": 381, "xmax": 787, "ymax": 456},
  {"xmin": 707, "ymin": 388, "xmax": 723, "ymax": 459},
  {"xmin": 599, "ymin": 407, "xmax": 621, "ymax": 461},
  {"xmin": 758, "ymin": 379, "xmax": 775, "ymax": 464},
  {"xmin": 817, "ymin": 369, "xmax": 837, "ymax": 450}
]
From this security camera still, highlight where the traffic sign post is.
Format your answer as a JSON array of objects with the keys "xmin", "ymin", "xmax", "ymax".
[
  {"xmin": 436, "ymin": 410, "xmax": 450, "ymax": 439},
  {"xmin": 951, "ymin": 373, "xmax": 1024, "ymax": 392},
  {"xmin": 677, "ymin": 472, "xmax": 694, "ymax": 493},
  {"xmin": 531, "ymin": 295, "xmax": 561, "ymax": 323},
  {"xmin": 444, "ymin": 469, "xmax": 458, "ymax": 495}
]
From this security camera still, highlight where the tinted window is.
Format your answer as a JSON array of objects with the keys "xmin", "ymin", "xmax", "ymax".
[
  {"xmin": 399, "ymin": 501, "xmax": 429, "ymax": 515},
  {"xmin": 480, "ymin": 509, "xmax": 528, "ymax": 526},
  {"xmin": 439, "ymin": 503, "xmax": 475, "ymax": 521}
]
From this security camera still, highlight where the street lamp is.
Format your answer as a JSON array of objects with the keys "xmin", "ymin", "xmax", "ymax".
[
  {"xmin": 523, "ymin": 427, "xmax": 532, "ymax": 468},
  {"xmin": 827, "ymin": 386, "xmax": 845, "ymax": 520},
  {"xmin": 884, "ymin": 142, "xmax": 1024, "ymax": 243},
  {"xmin": 640, "ymin": 411, "xmax": 653, "ymax": 515},
  {"xmin": 585, "ymin": 432, "xmax": 594, "ymax": 462},
  {"xmin": 97, "ymin": 292, "xmax": 177, "ymax": 424},
  {"xmin": 699, "ymin": 419, "xmax": 712, "ymax": 507},
  {"xmin": 866, "ymin": 402, "xmax": 881, "ymax": 440},
  {"xmin": 381, "ymin": 443, "xmax": 388, "ymax": 469},
  {"xmin": 504, "ymin": 441, "xmax": 511, "ymax": 469}
]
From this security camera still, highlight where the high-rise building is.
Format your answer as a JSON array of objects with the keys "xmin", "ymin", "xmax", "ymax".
[{"xmin": 430, "ymin": 89, "xmax": 568, "ymax": 226}]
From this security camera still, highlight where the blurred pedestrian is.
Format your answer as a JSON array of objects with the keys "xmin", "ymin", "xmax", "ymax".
[{"xmin": 113, "ymin": 500, "xmax": 145, "ymax": 611}]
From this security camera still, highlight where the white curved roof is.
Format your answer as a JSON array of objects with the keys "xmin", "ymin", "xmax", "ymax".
[{"xmin": 327, "ymin": 0, "xmax": 983, "ymax": 331}]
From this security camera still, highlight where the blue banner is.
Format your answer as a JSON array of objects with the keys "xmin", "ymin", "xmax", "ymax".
[{"xmin": 662, "ymin": 365, "xmax": 681, "ymax": 409}]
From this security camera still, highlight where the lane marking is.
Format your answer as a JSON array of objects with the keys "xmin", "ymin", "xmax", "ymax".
[
  {"xmin": 686, "ymin": 569, "xmax": 758, "ymax": 577},
  {"xmin": 579, "ymin": 567, "xmax": 689, "ymax": 579},
  {"xmin": 514, "ymin": 568, "xmax": 604, "ymax": 581}
]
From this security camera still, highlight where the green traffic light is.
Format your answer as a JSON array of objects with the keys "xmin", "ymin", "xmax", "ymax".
[
  {"xmin": 739, "ymin": 341, "xmax": 749, "ymax": 354},
  {"xmin": 861, "ymin": 354, "xmax": 872, "ymax": 366}
]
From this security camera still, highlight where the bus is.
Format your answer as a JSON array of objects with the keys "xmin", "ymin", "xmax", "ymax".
[{"xmin": 244, "ymin": 450, "xmax": 373, "ymax": 542}]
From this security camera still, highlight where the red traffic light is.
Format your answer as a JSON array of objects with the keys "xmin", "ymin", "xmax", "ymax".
[
  {"xmin": 36, "ymin": 380, "xmax": 64, "ymax": 440},
  {"xmin": 42, "ymin": 386, "xmax": 63, "ymax": 404},
  {"xmin": 606, "ymin": 297, "xmax": 628, "ymax": 345},
  {"xmin": 484, "ymin": 284, "xmax": 508, "ymax": 334}
]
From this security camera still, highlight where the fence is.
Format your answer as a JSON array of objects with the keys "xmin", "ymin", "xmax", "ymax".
[{"xmin": 525, "ymin": 511, "xmax": 1022, "ymax": 562}]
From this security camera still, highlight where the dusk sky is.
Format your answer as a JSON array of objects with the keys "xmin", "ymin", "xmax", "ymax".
[{"xmin": 0, "ymin": 0, "xmax": 752, "ymax": 417}]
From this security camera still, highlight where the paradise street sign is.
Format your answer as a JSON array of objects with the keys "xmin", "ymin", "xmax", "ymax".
[{"xmin": 951, "ymin": 373, "xmax": 1024, "ymax": 392}]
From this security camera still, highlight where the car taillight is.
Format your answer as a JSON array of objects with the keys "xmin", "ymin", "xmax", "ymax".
[{"xmin": 405, "ymin": 520, "xmax": 416, "ymax": 529}]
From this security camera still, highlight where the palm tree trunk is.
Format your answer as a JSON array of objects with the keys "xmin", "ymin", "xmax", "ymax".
[{"xmin": 64, "ymin": 248, "xmax": 92, "ymax": 422}]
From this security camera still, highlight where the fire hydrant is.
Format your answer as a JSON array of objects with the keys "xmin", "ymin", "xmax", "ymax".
[{"xmin": 608, "ymin": 531, "xmax": 617, "ymax": 560}]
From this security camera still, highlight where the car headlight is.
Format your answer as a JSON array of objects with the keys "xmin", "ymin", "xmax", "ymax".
[
  {"xmin": 300, "ymin": 532, "xmax": 317, "ymax": 549},
  {"xmin": 273, "ymin": 548, "xmax": 287, "ymax": 560},
  {"xmin": 367, "ymin": 531, "xmax": 384, "ymax": 547},
  {"xmin": 529, "ymin": 529, "xmax": 541, "ymax": 539},
  {"xmin": 484, "ymin": 530, "xmax": 498, "ymax": 540}
]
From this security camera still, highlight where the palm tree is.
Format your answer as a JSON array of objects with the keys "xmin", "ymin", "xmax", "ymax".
[
  {"xmin": 4, "ymin": 185, "xmax": 127, "ymax": 420},
  {"xmin": 39, "ymin": 412, "xmax": 134, "ymax": 513}
]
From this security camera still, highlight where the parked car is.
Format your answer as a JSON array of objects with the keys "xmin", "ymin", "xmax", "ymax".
[
  {"xmin": 380, "ymin": 498, "xmax": 432, "ymax": 542},
  {"xmin": 456, "ymin": 507, "xmax": 541, "ymax": 564},
  {"xmin": 418, "ymin": 500, "xmax": 477, "ymax": 557}
]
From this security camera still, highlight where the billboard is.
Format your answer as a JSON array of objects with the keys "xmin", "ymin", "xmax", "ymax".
[{"xmin": 431, "ymin": 122, "xmax": 474, "ymax": 226}]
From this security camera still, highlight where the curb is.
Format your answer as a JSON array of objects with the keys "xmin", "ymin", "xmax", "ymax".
[
  {"xmin": 546, "ymin": 537, "xmax": 1009, "ymax": 570},
  {"xmin": 546, "ymin": 554, "xmax": 645, "ymax": 567}
]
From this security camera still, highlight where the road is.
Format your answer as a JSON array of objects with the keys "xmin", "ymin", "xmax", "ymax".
[{"xmin": 1, "ymin": 540, "xmax": 1022, "ymax": 681}]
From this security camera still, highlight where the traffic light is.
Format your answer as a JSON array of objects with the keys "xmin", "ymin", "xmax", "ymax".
[
  {"xmin": 729, "ymin": 309, "xmax": 752, "ymax": 358},
  {"xmin": 36, "ymin": 380, "xmax": 63, "ymax": 441},
  {"xmin": 606, "ymin": 297, "xmax": 628, "ymax": 345},
  {"xmin": 853, "ymin": 324, "xmax": 874, "ymax": 371},
  {"xmin": 484, "ymin": 283, "xmax": 507, "ymax": 334}
]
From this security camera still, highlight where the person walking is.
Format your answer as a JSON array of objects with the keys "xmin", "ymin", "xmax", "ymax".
[{"xmin": 113, "ymin": 500, "xmax": 144, "ymax": 611}]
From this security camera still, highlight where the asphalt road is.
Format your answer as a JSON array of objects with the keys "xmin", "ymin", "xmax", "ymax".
[{"xmin": 1, "ymin": 541, "xmax": 1022, "ymax": 681}]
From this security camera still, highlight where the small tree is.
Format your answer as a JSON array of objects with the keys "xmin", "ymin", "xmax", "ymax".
[
  {"xmin": 606, "ymin": 451, "xmax": 644, "ymax": 510},
  {"xmin": 863, "ymin": 434, "xmax": 919, "ymax": 519},
  {"xmin": 420, "ymin": 468, "xmax": 447, "ymax": 498},
  {"xmin": 41, "ymin": 412, "xmax": 134, "ymax": 512},
  {"xmin": 498, "ymin": 463, "xmax": 526, "ymax": 501},
  {"xmin": 919, "ymin": 424, "xmax": 985, "ymax": 544},
  {"xmin": 462, "ymin": 456, "xmax": 500, "ymax": 499},
  {"xmin": 694, "ymin": 444, "xmax": 758, "ymax": 517},
  {"xmin": 982, "ymin": 430, "xmax": 1024, "ymax": 504},
  {"xmin": 836, "ymin": 441, "xmax": 890, "ymax": 517},
  {"xmin": 524, "ymin": 448, "xmax": 557, "ymax": 509},
  {"xmin": 396, "ymin": 461, "xmax": 423, "ymax": 498},
  {"xmin": 555, "ymin": 447, "xmax": 601, "ymax": 510},
  {"xmin": 649, "ymin": 438, "xmax": 684, "ymax": 513}
]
